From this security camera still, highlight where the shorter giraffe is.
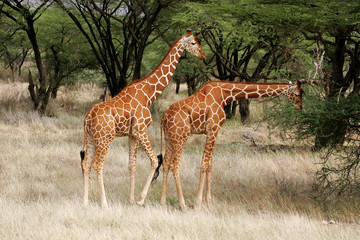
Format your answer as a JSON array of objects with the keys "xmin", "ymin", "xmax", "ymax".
[{"xmin": 156, "ymin": 80, "xmax": 303, "ymax": 209}]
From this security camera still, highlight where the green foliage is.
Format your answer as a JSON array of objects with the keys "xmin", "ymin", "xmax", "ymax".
[
  {"xmin": 174, "ymin": 54, "xmax": 211, "ymax": 95},
  {"xmin": 35, "ymin": 8, "xmax": 97, "ymax": 85},
  {"xmin": 141, "ymin": 34, "xmax": 171, "ymax": 76},
  {"xmin": 172, "ymin": 0, "xmax": 316, "ymax": 83},
  {"xmin": 253, "ymin": 0, "xmax": 360, "ymax": 29},
  {"xmin": 267, "ymin": 90, "xmax": 359, "ymax": 143},
  {"xmin": 73, "ymin": 69, "xmax": 105, "ymax": 86},
  {"xmin": 0, "ymin": 14, "xmax": 31, "ymax": 81},
  {"xmin": 265, "ymin": 94, "xmax": 306, "ymax": 142},
  {"xmin": 266, "ymin": 90, "xmax": 360, "ymax": 196}
]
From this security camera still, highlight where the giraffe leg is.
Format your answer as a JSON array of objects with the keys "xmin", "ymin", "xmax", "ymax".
[
  {"xmin": 83, "ymin": 165, "xmax": 91, "ymax": 206},
  {"xmin": 205, "ymin": 158, "xmax": 213, "ymax": 207},
  {"xmin": 171, "ymin": 143, "xmax": 187, "ymax": 210},
  {"xmin": 82, "ymin": 135, "xmax": 95, "ymax": 206},
  {"xmin": 93, "ymin": 138, "xmax": 113, "ymax": 208},
  {"xmin": 135, "ymin": 132, "xmax": 159, "ymax": 206},
  {"xmin": 83, "ymin": 156, "xmax": 91, "ymax": 206},
  {"xmin": 160, "ymin": 140, "xmax": 172, "ymax": 206},
  {"xmin": 128, "ymin": 135, "xmax": 139, "ymax": 205},
  {"xmin": 93, "ymin": 162, "xmax": 107, "ymax": 208},
  {"xmin": 83, "ymin": 170, "xmax": 90, "ymax": 206},
  {"xmin": 196, "ymin": 131, "xmax": 218, "ymax": 208},
  {"xmin": 196, "ymin": 164, "xmax": 206, "ymax": 208}
]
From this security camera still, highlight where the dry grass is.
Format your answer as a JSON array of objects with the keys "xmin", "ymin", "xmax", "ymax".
[
  {"xmin": 1, "ymin": 199, "xmax": 359, "ymax": 240},
  {"xmin": 0, "ymin": 78, "xmax": 359, "ymax": 239}
]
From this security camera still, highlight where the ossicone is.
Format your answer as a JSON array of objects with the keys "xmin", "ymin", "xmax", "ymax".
[{"xmin": 186, "ymin": 29, "xmax": 192, "ymax": 36}]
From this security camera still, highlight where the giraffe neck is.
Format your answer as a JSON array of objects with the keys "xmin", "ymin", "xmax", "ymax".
[
  {"xmin": 217, "ymin": 81, "xmax": 292, "ymax": 106},
  {"xmin": 142, "ymin": 38, "xmax": 185, "ymax": 106}
]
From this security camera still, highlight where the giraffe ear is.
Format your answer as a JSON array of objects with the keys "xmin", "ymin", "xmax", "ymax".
[{"xmin": 296, "ymin": 80, "xmax": 302, "ymax": 88}]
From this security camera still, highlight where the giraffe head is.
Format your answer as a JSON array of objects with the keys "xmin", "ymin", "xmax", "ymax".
[
  {"xmin": 286, "ymin": 81, "xmax": 303, "ymax": 110},
  {"xmin": 182, "ymin": 30, "xmax": 206, "ymax": 59}
]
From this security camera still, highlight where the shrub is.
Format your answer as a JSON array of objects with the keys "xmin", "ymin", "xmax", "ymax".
[{"xmin": 265, "ymin": 92, "xmax": 360, "ymax": 197}]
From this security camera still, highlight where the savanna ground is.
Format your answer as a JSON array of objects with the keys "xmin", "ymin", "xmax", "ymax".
[{"xmin": 0, "ymin": 76, "xmax": 359, "ymax": 240}]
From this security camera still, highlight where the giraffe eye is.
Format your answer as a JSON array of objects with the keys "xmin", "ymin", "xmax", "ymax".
[{"xmin": 191, "ymin": 42, "xmax": 196, "ymax": 45}]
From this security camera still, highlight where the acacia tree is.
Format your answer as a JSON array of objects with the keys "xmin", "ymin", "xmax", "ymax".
[
  {"xmin": 36, "ymin": 8, "xmax": 97, "ymax": 98},
  {"xmin": 172, "ymin": 0, "xmax": 307, "ymax": 123},
  {"xmin": 0, "ymin": 0, "xmax": 53, "ymax": 114},
  {"xmin": 254, "ymin": 0, "xmax": 360, "ymax": 149},
  {"xmin": 55, "ymin": 0, "xmax": 174, "ymax": 96},
  {"xmin": 172, "ymin": 53, "xmax": 210, "ymax": 96},
  {"xmin": 0, "ymin": 18, "xmax": 30, "ymax": 82},
  {"xmin": 298, "ymin": 1, "xmax": 360, "ymax": 148},
  {"xmin": 203, "ymin": 25, "xmax": 300, "ymax": 122},
  {"xmin": 260, "ymin": 0, "xmax": 360, "ymax": 196}
]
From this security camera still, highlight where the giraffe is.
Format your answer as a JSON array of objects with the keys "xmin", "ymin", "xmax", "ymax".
[
  {"xmin": 156, "ymin": 80, "xmax": 303, "ymax": 209},
  {"xmin": 80, "ymin": 30, "xmax": 206, "ymax": 208}
]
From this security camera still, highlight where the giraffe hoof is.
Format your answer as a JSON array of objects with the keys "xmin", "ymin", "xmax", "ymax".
[
  {"xmin": 136, "ymin": 200, "xmax": 145, "ymax": 206},
  {"xmin": 101, "ymin": 203, "xmax": 109, "ymax": 208},
  {"xmin": 179, "ymin": 205, "xmax": 187, "ymax": 211}
]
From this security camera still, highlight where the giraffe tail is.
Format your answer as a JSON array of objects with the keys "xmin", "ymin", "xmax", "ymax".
[
  {"xmin": 80, "ymin": 126, "xmax": 87, "ymax": 177},
  {"xmin": 151, "ymin": 154, "xmax": 163, "ymax": 183},
  {"xmin": 151, "ymin": 116, "xmax": 165, "ymax": 183},
  {"xmin": 80, "ymin": 150, "xmax": 85, "ymax": 177}
]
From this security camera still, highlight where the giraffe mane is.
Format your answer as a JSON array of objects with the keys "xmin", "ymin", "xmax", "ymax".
[{"xmin": 209, "ymin": 80, "xmax": 292, "ymax": 86}]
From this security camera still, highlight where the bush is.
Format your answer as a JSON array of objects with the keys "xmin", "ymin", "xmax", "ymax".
[{"xmin": 265, "ymin": 92, "xmax": 360, "ymax": 197}]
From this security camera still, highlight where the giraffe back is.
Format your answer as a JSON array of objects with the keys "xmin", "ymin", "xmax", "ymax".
[{"xmin": 163, "ymin": 84, "xmax": 226, "ymax": 135}]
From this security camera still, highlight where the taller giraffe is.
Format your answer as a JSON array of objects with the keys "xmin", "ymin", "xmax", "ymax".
[
  {"xmin": 81, "ymin": 30, "xmax": 206, "ymax": 207},
  {"xmin": 156, "ymin": 80, "xmax": 303, "ymax": 209}
]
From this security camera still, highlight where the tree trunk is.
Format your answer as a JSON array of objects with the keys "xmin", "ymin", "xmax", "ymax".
[
  {"xmin": 314, "ymin": 33, "xmax": 349, "ymax": 149},
  {"xmin": 26, "ymin": 15, "xmax": 50, "ymax": 115},
  {"xmin": 175, "ymin": 76, "xmax": 181, "ymax": 94},
  {"xmin": 224, "ymin": 104, "xmax": 233, "ymax": 119},
  {"xmin": 28, "ymin": 70, "xmax": 51, "ymax": 115},
  {"xmin": 239, "ymin": 99, "xmax": 250, "ymax": 124},
  {"xmin": 328, "ymin": 35, "xmax": 346, "ymax": 98},
  {"xmin": 186, "ymin": 76, "xmax": 197, "ymax": 96},
  {"xmin": 133, "ymin": 42, "xmax": 146, "ymax": 80}
]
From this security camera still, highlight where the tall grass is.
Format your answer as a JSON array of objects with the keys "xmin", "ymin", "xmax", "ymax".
[{"xmin": 0, "ymin": 78, "xmax": 359, "ymax": 239}]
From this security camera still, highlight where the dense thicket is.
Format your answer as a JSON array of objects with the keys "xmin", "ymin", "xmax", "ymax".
[{"xmin": 259, "ymin": 0, "xmax": 360, "ymax": 195}]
